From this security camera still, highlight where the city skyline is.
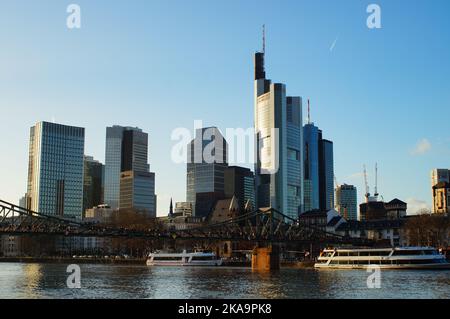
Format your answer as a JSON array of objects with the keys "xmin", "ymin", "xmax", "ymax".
[{"xmin": 1, "ymin": 1, "xmax": 450, "ymax": 216}]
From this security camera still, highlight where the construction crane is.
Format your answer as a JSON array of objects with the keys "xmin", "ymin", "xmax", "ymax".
[
  {"xmin": 374, "ymin": 163, "xmax": 379, "ymax": 199},
  {"xmin": 334, "ymin": 174, "xmax": 339, "ymax": 189},
  {"xmin": 363, "ymin": 164, "xmax": 370, "ymax": 201}
]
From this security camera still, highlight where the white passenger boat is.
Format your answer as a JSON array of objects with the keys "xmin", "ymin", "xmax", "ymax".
[
  {"xmin": 146, "ymin": 250, "xmax": 223, "ymax": 267},
  {"xmin": 314, "ymin": 247, "xmax": 450, "ymax": 269}
]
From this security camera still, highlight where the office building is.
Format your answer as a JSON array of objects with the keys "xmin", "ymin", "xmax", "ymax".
[
  {"xmin": 104, "ymin": 126, "xmax": 155, "ymax": 213},
  {"xmin": 174, "ymin": 202, "xmax": 193, "ymax": 217},
  {"xmin": 224, "ymin": 166, "xmax": 255, "ymax": 211},
  {"xmin": 335, "ymin": 184, "xmax": 357, "ymax": 220},
  {"xmin": 26, "ymin": 121, "xmax": 85, "ymax": 219},
  {"xmin": 85, "ymin": 204, "xmax": 114, "ymax": 222},
  {"xmin": 83, "ymin": 156, "xmax": 104, "ymax": 215},
  {"xmin": 303, "ymin": 124, "xmax": 334, "ymax": 213},
  {"xmin": 104, "ymin": 126, "xmax": 149, "ymax": 209},
  {"xmin": 119, "ymin": 171, "xmax": 157, "ymax": 217},
  {"xmin": 319, "ymin": 133, "xmax": 334, "ymax": 211},
  {"xmin": 186, "ymin": 127, "xmax": 228, "ymax": 216},
  {"xmin": 303, "ymin": 123, "xmax": 320, "ymax": 212},
  {"xmin": 254, "ymin": 45, "xmax": 303, "ymax": 219}
]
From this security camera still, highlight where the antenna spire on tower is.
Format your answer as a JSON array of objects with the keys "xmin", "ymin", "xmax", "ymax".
[
  {"xmin": 262, "ymin": 24, "xmax": 266, "ymax": 54},
  {"xmin": 307, "ymin": 99, "xmax": 311, "ymax": 124}
]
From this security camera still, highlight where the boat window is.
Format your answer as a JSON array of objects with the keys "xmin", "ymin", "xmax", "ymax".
[
  {"xmin": 192, "ymin": 256, "xmax": 216, "ymax": 261},
  {"xmin": 337, "ymin": 252, "xmax": 349, "ymax": 257},
  {"xmin": 396, "ymin": 259, "xmax": 438, "ymax": 265},
  {"xmin": 359, "ymin": 252, "xmax": 370, "ymax": 256},
  {"xmin": 392, "ymin": 250, "xmax": 423, "ymax": 256},
  {"xmin": 153, "ymin": 256, "xmax": 183, "ymax": 261}
]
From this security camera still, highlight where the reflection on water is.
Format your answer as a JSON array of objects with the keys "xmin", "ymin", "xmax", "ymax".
[{"xmin": 0, "ymin": 263, "xmax": 448, "ymax": 299}]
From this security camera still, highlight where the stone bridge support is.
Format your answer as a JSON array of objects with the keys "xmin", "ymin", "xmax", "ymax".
[{"xmin": 251, "ymin": 243, "xmax": 280, "ymax": 271}]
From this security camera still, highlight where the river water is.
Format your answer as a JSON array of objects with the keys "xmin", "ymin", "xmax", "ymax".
[{"xmin": 0, "ymin": 263, "xmax": 448, "ymax": 299}]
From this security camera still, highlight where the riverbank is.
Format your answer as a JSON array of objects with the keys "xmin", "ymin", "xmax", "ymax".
[
  {"xmin": 0, "ymin": 257, "xmax": 315, "ymax": 268},
  {"xmin": 0, "ymin": 257, "xmax": 145, "ymax": 265}
]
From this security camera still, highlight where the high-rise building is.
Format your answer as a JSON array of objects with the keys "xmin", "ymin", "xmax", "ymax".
[
  {"xmin": 186, "ymin": 127, "xmax": 228, "ymax": 216},
  {"xmin": 26, "ymin": 122, "xmax": 85, "ymax": 219},
  {"xmin": 303, "ymin": 123, "xmax": 320, "ymax": 212},
  {"xmin": 224, "ymin": 166, "xmax": 256, "ymax": 211},
  {"xmin": 83, "ymin": 156, "xmax": 104, "ymax": 216},
  {"xmin": 286, "ymin": 97, "xmax": 304, "ymax": 216},
  {"xmin": 254, "ymin": 48, "xmax": 303, "ymax": 220},
  {"xmin": 303, "ymin": 124, "xmax": 334, "ymax": 213},
  {"xmin": 104, "ymin": 126, "xmax": 153, "ymax": 210},
  {"xmin": 19, "ymin": 195, "xmax": 27, "ymax": 208},
  {"xmin": 319, "ymin": 133, "xmax": 334, "ymax": 211},
  {"xmin": 119, "ymin": 171, "xmax": 157, "ymax": 217},
  {"xmin": 335, "ymin": 184, "xmax": 357, "ymax": 220}
]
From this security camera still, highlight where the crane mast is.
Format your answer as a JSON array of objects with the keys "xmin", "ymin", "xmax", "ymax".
[
  {"xmin": 374, "ymin": 163, "xmax": 379, "ymax": 199},
  {"xmin": 363, "ymin": 165, "xmax": 370, "ymax": 202}
]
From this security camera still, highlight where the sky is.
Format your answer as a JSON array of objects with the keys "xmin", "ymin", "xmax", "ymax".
[{"xmin": 0, "ymin": 0, "xmax": 449, "ymax": 216}]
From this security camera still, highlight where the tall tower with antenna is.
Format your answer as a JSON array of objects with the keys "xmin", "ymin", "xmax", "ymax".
[{"xmin": 254, "ymin": 24, "xmax": 304, "ymax": 219}]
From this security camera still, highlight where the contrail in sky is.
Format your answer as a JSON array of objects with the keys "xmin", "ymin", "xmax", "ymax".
[{"xmin": 329, "ymin": 36, "xmax": 339, "ymax": 52}]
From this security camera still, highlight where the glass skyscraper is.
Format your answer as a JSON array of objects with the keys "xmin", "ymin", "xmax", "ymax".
[
  {"xmin": 286, "ymin": 97, "xmax": 304, "ymax": 216},
  {"xmin": 224, "ymin": 166, "xmax": 256, "ymax": 211},
  {"xmin": 335, "ymin": 184, "xmax": 357, "ymax": 220},
  {"xmin": 254, "ymin": 50, "xmax": 303, "ymax": 220},
  {"xmin": 303, "ymin": 123, "xmax": 319, "ymax": 212},
  {"xmin": 303, "ymin": 124, "xmax": 334, "ymax": 213},
  {"xmin": 319, "ymin": 134, "xmax": 334, "ymax": 211},
  {"xmin": 104, "ymin": 126, "xmax": 150, "ymax": 210},
  {"xmin": 26, "ymin": 122, "xmax": 85, "ymax": 219},
  {"xmin": 119, "ymin": 171, "xmax": 157, "ymax": 217},
  {"xmin": 83, "ymin": 155, "xmax": 104, "ymax": 215},
  {"xmin": 186, "ymin": 127, "xmax": 228, "ymax": 216}
]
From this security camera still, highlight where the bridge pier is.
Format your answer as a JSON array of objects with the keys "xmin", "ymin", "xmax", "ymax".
[{"xmin": 251, "ymin": 244, "xmax": 280, "ymax": 271}]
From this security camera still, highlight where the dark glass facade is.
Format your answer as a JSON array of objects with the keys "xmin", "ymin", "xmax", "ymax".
[
  {"xmin": 186, "ymin": 127, "xmax": 228, "ymax": 216},
  {"xmin": 83, "ymin": 156, "xmax": 104, "ymax": 216},
  {"xmin": 104, "ymin": 126, "xmax": 152, "ymax": 210},
  {"xmin": 224, "ymin": 166, "xmax": 255, "ymax": 211},
  {"xmin": 319, "ymin": 135, "xmax": 334, "ymax": 211}
]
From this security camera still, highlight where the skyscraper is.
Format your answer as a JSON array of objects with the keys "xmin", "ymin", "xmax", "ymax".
[
  {"xmin": 224, "ymin": 166, "xmax": 256, "ymax": 211},
  {"xmin": 335, "ymin": 184, "xmax": 357, "ymax": 220},
  {"xmin": 26, "ymin": 122, "xmax": 85, "ymax": 219},
  {"xmin": 319, "ymin": 132, "xmax": 334, "ymax": 211},
  {"xmin": 119, "ymin": 171, "xmax": 157, "ymax": 217},
  {"xmin": 303, "ymin": 123, "xmax": 334, "ymax": 213},
  {"xmin": 186, "ymin": 127, "xmax": 228, "ymax": 216},
  {"xmin": 303, "ymin": 123, "xmax": 320, "ymax": 212},
  {"xmin": 104, "ymin": 126, "xmax": 151, "ymax": 210},
  {"xmin": 83, "ymin": 156, "xmax": 104, "ymax": 216},
  {"xmin": 254, "ymin": 46, "xmax": 303, "ymax": 219}
]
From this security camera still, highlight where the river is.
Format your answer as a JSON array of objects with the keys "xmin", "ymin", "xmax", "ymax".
[{"xmin": 0, "ymin": 263, "xmax": 448, "ymax": 299}]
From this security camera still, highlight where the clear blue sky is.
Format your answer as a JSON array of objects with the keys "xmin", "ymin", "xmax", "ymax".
[{"xmin": 1, "ymin": 0, "xmax": 449, "ymax": 216}]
